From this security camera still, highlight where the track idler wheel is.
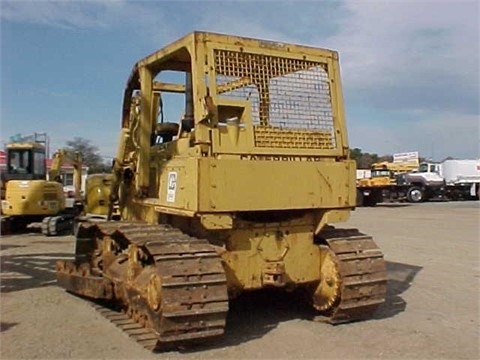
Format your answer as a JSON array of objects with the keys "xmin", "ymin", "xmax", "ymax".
[{"xmin": 312, "ymin": 245, "xmax": 341, "ymax": 313}]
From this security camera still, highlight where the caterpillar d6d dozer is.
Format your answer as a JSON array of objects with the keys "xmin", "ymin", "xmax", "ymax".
[{"xmin": 56, "ymin": 31, "xmax": 387, "ymax": 351}]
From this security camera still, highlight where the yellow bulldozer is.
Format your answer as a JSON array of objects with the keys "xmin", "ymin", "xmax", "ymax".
[{"xmin": 56, "ymin": 32, "xmax": 387, "ymax": 351}]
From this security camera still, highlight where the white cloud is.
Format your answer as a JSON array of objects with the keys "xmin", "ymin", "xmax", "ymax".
[
  {"xmin": 2, "ymin": 0, "xmax": 478, "ymax": 159},
  {"xmin": 0, "ymin": 0, "xmax": 159, "ymax": 29},
  {"xmin": 2, "ymin": 0, "xmax": 112, "ymax": 28},
  {"xmin": 321, "ymin": 0, "xmax": 479, "ymax": 114}
]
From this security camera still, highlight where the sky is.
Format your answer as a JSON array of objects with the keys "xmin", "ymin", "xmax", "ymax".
[{"xmin": 1, "ymin": 0, "xmax": 479, "ymax": 162}]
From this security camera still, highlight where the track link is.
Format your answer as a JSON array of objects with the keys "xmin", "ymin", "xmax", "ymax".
[
  {"xmin": 57, "ymin": 221, "xmax": 229, "ymax": 351},
  {"xmin": 90, "ymin": 302, "xmax": 160, "ymax": 351},
  {"xmin": 315, "ymin": 227, "xmax": 387, "ymax": 324}
]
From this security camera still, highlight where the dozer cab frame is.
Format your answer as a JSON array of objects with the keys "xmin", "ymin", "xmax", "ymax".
[{"xmin": 57, "ymin": 32, "xmax": 387, "ymax": 351}]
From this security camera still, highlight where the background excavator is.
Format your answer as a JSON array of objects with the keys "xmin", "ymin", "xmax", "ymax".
[
  {"xmin": 1, "ymin": 136, "xmax": 83, "ymax": 235},
  {"xmin": 41, "ymin": 149, "xmax": 84, "ymax": 235},
  {"xmin": 1, "ymin": 134, "xmax": 52, "ymax": 232}
]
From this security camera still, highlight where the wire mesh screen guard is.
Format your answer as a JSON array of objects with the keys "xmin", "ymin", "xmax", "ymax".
[{"xmin": 214, "ymin": 50, "xmax": 336, "ymax": 149}]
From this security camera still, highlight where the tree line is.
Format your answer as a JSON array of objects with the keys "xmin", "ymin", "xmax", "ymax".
[
  {"xmin": 65, "ymin": 137, "xmax": 111, "ymax": 174},
  {"xmin": 349, "ymin": 148, "xmax": 393, "ymax": 169},
  {"xmin": 349, "ymin": 148, "xmax": 437, "ymax": 169}
]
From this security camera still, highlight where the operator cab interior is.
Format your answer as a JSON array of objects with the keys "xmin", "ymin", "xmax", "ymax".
[{"xmin": 5, "ymin": 146, "xmax": 46, "ymax": 181}]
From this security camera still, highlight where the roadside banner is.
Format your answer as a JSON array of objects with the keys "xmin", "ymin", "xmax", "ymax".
[{"xmin": 393, "ymin": 152, "xmax": 419, "ymax": 164}]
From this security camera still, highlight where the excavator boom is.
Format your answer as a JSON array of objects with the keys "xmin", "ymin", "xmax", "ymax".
[{"xmin": 41, "ymin": 149, "xmax": 84, "ymax": 236}]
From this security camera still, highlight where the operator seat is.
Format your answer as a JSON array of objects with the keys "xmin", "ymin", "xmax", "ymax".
[{"xmin": 153, "ymin": 122, "xmax": 179, "ymax": 144}]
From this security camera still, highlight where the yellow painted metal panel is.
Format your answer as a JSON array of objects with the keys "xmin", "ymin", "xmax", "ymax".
[
  {"xmin": 2, "ymin": 180, "xmax": 64, "ymax": 216},
  {"xmin": 156, "ymin": 158, "xmax": 199, "ymax": 212},
  {"xmin": 198, "ymin": 158, "xmax": 355, "ymax": 212},
  {"xmin": 223, "ymin": 225, "xmax": 321, "ymax": 290}
]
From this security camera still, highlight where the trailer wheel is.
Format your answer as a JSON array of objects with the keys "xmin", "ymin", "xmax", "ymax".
[{"xmin": 407, "ymin": 187, "xmax": 424, "ymax": 203}]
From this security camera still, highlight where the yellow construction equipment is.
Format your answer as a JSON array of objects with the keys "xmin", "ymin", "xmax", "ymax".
[
  {"xmin": 83, "ymin": 173, "xmax": 120, "ymax": 219},
  {"xmin": 41, "ymin": 149, "xmax": 83, "ymax": 235},
  {"xmin": 83, "ymin": 173, "xmax": 112, "ymax": 217},
  {"xmin": 357, "ymin": 161, "xmax": 419, "ymax": 190},
  {"xmin": 0, "ymin": 135, "xmax": 84, "ymax": 235},
  {"xmin": 356, "ymin": 160, "xmax": 444, "ymax": 205},
  {"xmin": 56, "ymin": 31, "xmax": 387, "ymax": 351},
  {"xmin": 356, "ymin": 163, "xmax": 402, "ymax": 206},
  {"xmin": 1, "ymin": 135, "xmax": 58, "ymax": 230}
]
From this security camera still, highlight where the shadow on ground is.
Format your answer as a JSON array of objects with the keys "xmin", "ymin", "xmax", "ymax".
[
  {"xmin": 0, "ymin": 241, "xmax": 421, "ymax": 349},
  {"xmin": 0, "ymin": 322, "xmax": 19, "ymax": 333},
  {"xmin": 373, "ymin": 260, "xmax": 423, "ymax": 320},
  {"xmin": 376, "ymin": 203, "xmax": 411, "ymax": 208},
  {"xmin": 0, "ymin": 244, "xmax": 25, "ymax": 251},
  {"xmin": 0, "ymin": 252, "xmax": 73, "ymax": 293},
  {"xmin": 180, "ymin": 260, "xmax": 422, "ymax": 352},
  {"xmin": 1, "ymin": 223, "xmax": 43, "ymax": 235},
  {"xmin": 175, "ymin": 288, "xmax": 313, "ymax": 353}
]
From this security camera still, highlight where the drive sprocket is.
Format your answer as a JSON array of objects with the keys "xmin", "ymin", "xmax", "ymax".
[
  {"xmin": 312, "ymin": 246, "xmax": 341, "ymax": 312},
  {"xmin": 312, "ymin": 227, "xmax": 387, "ymax": 324}
]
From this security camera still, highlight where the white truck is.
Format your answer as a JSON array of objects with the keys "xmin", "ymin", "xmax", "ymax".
[{"xmin": 408, "ymin": 159, "xmax": 480, "ymax": 201}]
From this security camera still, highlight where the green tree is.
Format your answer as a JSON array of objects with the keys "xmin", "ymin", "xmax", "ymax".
[
  {"xmin": 350, "ymin": 148, "xmax": 380, "ymax": 169},
  {"xmin": 350, "ymin": 148, "xmax": 363, "ymax": 163},
  {"xmin": 377, "ymin": 155, "xmax": 393, "ymax": 163},
  {"xmin": 65, "ymin": 137, "xmax": 110, "ymax": 174}
]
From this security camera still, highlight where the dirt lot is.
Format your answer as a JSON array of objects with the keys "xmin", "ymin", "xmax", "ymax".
[{"xmin": 1, "ymin": 201, "xmax": 479, "ymax": 360}]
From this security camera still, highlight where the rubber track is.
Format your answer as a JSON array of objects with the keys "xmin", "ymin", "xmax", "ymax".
[
  {"xmin": 42, "ymin": 214, "xmax": 74, "ymax": 236},
  {"xmin": 316, "ymin": 227, "xmax": 388, "ymax": 324},
  {"xmin": 92, "ymin": 222, "xmax": 229, "ymax": 351}
]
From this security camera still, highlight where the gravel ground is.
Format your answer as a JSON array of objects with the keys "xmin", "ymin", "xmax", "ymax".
[{"xmin": 1, "ymin": 201, "xmax": 479, "ymax": 360}]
